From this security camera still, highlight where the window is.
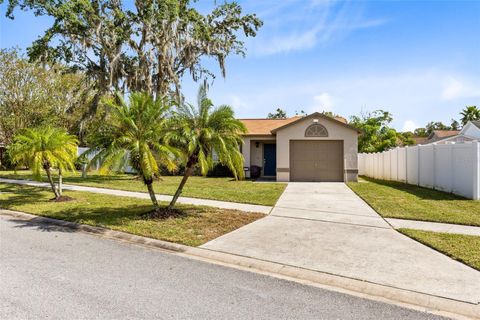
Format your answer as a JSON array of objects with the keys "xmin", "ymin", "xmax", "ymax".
[{"xmin": 305, "ymin": 124, "xmax": 328, "ymax": 137}]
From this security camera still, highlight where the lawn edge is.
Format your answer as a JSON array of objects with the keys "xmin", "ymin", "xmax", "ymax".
[
  {"xmin": 346, "ymin": 181, "xmax": 480, "ymax": 227},
  {"xmin": 384, "ymin": 216, "xmax": 480, "ymax": 228},
  {"xmin": 0, "ymin": 175, "xmax": 282, "ymax": 207},
  {"xmin": 1, "ymin": 208, "xmax": 479, "ymax": 319},
  {"xmin": 398, "ymin": 228, "xmax": 480, "ymax": 272}
]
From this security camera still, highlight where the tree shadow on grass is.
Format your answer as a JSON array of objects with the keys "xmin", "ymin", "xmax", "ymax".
[
  {"xmin": 1, "ymin": 183, "xmax": 195, "ymax": 235},
  {"xmin": 3, "ymin": 203, "xmax": 184, "ymax": 236},
  {"xmin": 0, "ymin": 184, "xmax": 47, "ymax": 203},
  {"xmin": 360, "ymin": 176, "xmax": 470, "ymax": 201}
]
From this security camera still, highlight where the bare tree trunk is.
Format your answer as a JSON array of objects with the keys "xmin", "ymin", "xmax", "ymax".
[
  {"xmin": 168, "ymin": 153, "xmax": 198, "ymax": 210},
  {"xmin": 146, "ymin": 180, "xmax": 159, "ymax": 209},
  {"xmin": 58, "ymin": 168, "xmax": 63, "ymax": 196},
  {"xmin": 45, "ymin": 165, "xmax": 60, "ymax": 199}
]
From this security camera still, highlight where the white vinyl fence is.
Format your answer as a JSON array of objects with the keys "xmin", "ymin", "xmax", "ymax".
[{"xmin": 358, "ymin": 141, "xmax": 480, "ymax": 200}]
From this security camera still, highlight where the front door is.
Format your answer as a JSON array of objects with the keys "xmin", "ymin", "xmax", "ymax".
[{"xmin": 263, "ymin": 144, "xmax": 277, "ymax": 176}]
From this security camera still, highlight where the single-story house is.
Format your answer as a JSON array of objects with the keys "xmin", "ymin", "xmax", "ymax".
[
  {"xmin": 424, "ymin": 130, "xmax": 461, "ymax": 144},
  {"xmin": 239, "ymin": 112, "xmax": 360, "ymax": 182},
  {"xmin": 422, "ymin": 121, "xmax": 480, "ymax": 145}
]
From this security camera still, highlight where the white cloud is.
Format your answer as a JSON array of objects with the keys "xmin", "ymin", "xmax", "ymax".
[
  {"xmin": 442, "ymin": 79, "xmax": 463, "ymax": 100},
  {"xmin": 229, "ymin": 95, "xmax": 249, "ymax": 111},
  {"xmin": 259, "ymin": 29, "xmax": 318, "ymax": 55},
  {"xmin": 441, "ymin": 78, "xmax": 480, "ymax": 100},
  {"xmin": 248, "ymin": 1, "xmax": 387, "ymax": 56},
  {"xmin": 402, "ymin": 120, "xmax": 418, "ymax": 132},
  {"xmin": 311, "ymin": 93, "xmax": 334, "ymax": 112}
]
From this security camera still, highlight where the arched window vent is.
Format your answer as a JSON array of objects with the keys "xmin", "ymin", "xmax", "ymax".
[{"xmin": 305, "ymin": 123, "xmax": 328, "ymax": 137}]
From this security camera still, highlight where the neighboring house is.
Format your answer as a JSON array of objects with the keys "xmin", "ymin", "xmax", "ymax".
[
  {"xmin": 411, "ymin": 136, "xmax": 428, "ymax": 145},
  {"xmin": 425, "ymin": 130, "xmax": 460, "ymax": 144},
  {"xmin": 239, "ymin": 112, "xmax": 360, "ymax": 182},
  {"xmin": 422, "ymin": 121, "xmax": 480, "ymax": 145},
  {"xmin": 461, "ymin": 120, "xmax": 480, "ymax": 139}
]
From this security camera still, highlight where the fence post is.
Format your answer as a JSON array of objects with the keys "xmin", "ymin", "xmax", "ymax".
[
  {"xmin": 432, "ymin": 144, "xmax": 436, "ymax": 190},
  {"xmin": 405, "ymin": 146, "xmax": 409, "ymax": 184},
  {"xmin": 451, "ymin": 144, "xmax": 455, "ymax": 195},
  {"xmin": 473, "ymin": 141, "xmax": 480, "ymax": 200},
  {"xmin": 397, "ymin": 147, "xmax": 400, "ymax": 182},
  {"xmin": 417, "ymin": 145, "xmax": 421, "ymax": 186}
]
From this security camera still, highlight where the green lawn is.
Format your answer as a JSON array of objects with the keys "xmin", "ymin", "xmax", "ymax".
[
  {"xmin": 348, "ymin": 176, "xmax": 480, "ymax": 226},
  {"xmin": 399, "ymin": 229, "xmax": 480, "ymax": 271},
  {"xmin": 0, "ymin": 183, "xmax": 264, "ymax": 247},
  {"xmin": 0, "ymin": 170, "xmax": 286, "ymax": 206}
]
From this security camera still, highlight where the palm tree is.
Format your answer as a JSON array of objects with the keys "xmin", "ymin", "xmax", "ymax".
[
  {"xmin": 88, "ymin": 92, "xmax": 177, "ymax": 216},
  {"xmin": 166, "ymin": 85, "xmax": 246, "ymax": 210},
  {"xmin": 8, "ymin": 126, "xmax": 78, "ymax": 200},
  {"xmin": 460, "ymin": 106, "xmax": 480, "ymax": 125}
]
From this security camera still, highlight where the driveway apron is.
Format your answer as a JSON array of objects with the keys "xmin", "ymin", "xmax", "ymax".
[{"xmin": 201, "ymin": 182, "xmax": 480, "ymax": 304}]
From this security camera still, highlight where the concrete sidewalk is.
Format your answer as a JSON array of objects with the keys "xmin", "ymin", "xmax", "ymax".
[
  {"xmin": 0, "ymin": 178, "xmax": 272, "ymax": 214},
  {"xmin": 386, "ymin": 218, "xmax": 480, "ymax": 236},
  {"xmin": 202, "ymin": 183, "xmax": 480, "ymax": 305}
]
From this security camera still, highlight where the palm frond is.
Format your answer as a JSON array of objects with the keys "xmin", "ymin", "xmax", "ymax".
[
  {"xmin": 87, "ymin": 91, "xmax": 178, "ymax": 184},
  {"xmin": 7, "ymin": 126, "xmax": 79, "ymax": 182},
  {"xmin": 170, "ymin": 86, "xmax": 246, "ymax": 179}
]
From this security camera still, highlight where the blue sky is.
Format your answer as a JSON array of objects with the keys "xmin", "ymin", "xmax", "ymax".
[{"xmin": 1, "ymin": 0, "xmax": 479, "ymax": 131}]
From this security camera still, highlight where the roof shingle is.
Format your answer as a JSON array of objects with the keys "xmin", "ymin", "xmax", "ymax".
[
  {"xmin": 432, "ymin": 130, "xmax": 460, "ymax": 138},
  {"xmin": 239, "ymin": 117, "xmax": 301, "ymax": 136},
  {"xmin": 240, "ymin": 114, "xmax": 355, "ymax": 136}
]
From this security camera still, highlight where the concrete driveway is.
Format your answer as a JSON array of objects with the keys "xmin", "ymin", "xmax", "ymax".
[{"xmin": 202, "ymin": 183, "xmax": 480, "ymax": 304}]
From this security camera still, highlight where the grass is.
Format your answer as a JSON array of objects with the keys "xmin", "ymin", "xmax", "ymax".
[
  {"xmin": 0, "ymin": 183, "xmax": 264, "ymax": 247},
  {"xmin": 0, "ymin": 170, "xmax": 286, "ymax": 206},
  {"xmin": 399, "ymin": 229, "xmax": 480, "ymax": 271},
  {"xmin": 347, "ymin": 176, "xmax": 480, "ymax": 226}
]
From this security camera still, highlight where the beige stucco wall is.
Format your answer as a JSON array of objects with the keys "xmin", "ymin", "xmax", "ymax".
[
  {"xmin": 250, "ymin": 142, "xmax": 263, "ymax": 167},
  {"xmin": 275, "ymin": 117, "xmax": 358, "ymax": 182},
  {"xmin": 241, "ymin": 136, "xmax": 276, "ymax": 178}
]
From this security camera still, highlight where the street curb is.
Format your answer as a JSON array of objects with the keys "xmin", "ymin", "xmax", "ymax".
[{"xmin": 1, "ymin": 209, "xmax": 479, "ymax": 319}]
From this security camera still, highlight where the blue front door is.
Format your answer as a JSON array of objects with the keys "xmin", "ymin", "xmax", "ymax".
[{"xmin": 263, "ymin": 144, "xmax": 277, "ymax": 176}]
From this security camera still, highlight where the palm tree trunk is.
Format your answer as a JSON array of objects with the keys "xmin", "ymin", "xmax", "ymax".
[
  {"xmin": 168, "ymin": 154, "xmax": 198, "ymax": 210},
  {"xmin": 81, "ymin": 164, "xmax": 87, "ymax": 178},
  {"xmin": 45, "ymin": 166, "xmax": 60, "ymax": 199},
  {"xmin": 146, "ymin": 181, "xmax": 159, "ymax": 209},
  {"xmin": 168, "ymin": 165, "xmax": 194, "ymax": 210},
  {"xmin": 58, "ymin": 168, "xmax": 63, "ymax": 196}
]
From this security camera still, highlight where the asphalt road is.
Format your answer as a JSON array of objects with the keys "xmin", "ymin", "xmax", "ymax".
[{"xmin": 0, "ymin": 216, "xmax": 448, "ymax": 320}]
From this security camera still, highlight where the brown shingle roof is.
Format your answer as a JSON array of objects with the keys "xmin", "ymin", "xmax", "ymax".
[
  {"xmin": 432, "ymin": 130, "xmax": 460, "ymax": 138},
  {"xmin": 240, "ymin": 114, "xmax": 357, "ymax": 136},
  {"xmin": 412, "ymin": 136, "xmax": 428, "ymax": 145},
  {"xmin": 271, "ymin": 112, "xmax": 361, "ymax": 134},
  {"xmin": 426, "ymin": 130, "xmax": 460, "ymax": 143},
  {"xmin": 239, "ymin": 116, "xmax": 302, "ymax": 136}
]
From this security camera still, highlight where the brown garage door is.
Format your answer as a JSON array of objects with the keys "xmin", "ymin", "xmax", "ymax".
[{"xmin": 290, "ymin": 140, "xmax": 344, "ymax": 182}]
